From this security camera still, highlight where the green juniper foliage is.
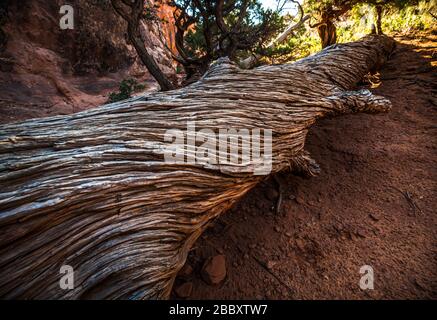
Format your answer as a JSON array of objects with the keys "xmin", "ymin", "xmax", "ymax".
[
  {"xmin": 167, "ymin": 0, "xmax": 286, "ymax": 78},
  {"xmin": 271, "ymin": 0, "xmax": 436, "ymax": 60},
  {"xmin": 107, "ymin": 78, "xmax": 146, "ymax": 103}
]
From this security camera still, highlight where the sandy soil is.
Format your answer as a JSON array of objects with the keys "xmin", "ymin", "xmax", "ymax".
[{"xmin": 172, "ymin": 33, "xmax": 437, "ymax": 299}]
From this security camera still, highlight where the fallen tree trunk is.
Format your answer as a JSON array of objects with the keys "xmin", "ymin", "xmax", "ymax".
[{"xmin": 0, "ymin": 35, "xmax": 394, "ymax": 299}]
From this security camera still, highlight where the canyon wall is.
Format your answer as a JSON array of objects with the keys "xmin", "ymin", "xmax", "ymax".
[{"xmin": 0, "ymin": 0, "xmax": 176, "ymax": 123}]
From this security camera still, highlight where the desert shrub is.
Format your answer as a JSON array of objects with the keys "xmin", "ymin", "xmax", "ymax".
[
  {"xmin": 265, "ymin": 28, "xmax": 321, "ymax": 64},
  {"xmin": 107, "ymin": 79, "xmax": 146, "ymax": 103},
  {"xmin": 381, "ymin": 0, "xmax": 436, "ymax": 33},
  {"xmin": 336, "ymin": 0, "xmax": 436, "ymax": 43}
]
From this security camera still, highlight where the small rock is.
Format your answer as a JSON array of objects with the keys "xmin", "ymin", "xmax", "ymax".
[
  {"xmin": 295, "ymin": 239, "xmax": 305, "ymax": 251},
  {"xmin": 201, "ymin": 255, "xmax": 227, "ymax": 285},
  {"xmin": 369, "ymin": 213, "xmax": 380, "ymax": 221},
  {"xmin": 285, "ymin": 232, "xmax": 292, "ymax": 237},
  {"xmin": 244, "ymin": 253, "xmax": 250, "ymax": 260},
  {"xmin": 307, "ymin": 200, "xmax": 317, "ymax": 207},
  {"xmin": 295, "ymin": 196, "xmax": 305, "ymax": 205},
  {"xmin": 274, "ymin": 226, "xmax": 281, "ymax": 233},
  {"xmin": 356, "ymin": 229, "xmax": 367, "ymax": 238},
  {"xmin": 255, "ymin": 201, "xmax": 264, "ymax": 210},
  {"xmin": 266, "ymin": 260, "xmax": 277, "ymax": 270},
  {"xmin": 174, "ymin": 282, "xmax": 193, "ymax": 298},
  {"xmin": 178, "ymin": 263, "xmax": 193, "ymax": 278}
]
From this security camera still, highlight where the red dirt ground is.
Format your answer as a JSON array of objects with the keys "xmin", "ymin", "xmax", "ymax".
[{"xmin": 172, "ymin": 33, "xmax": 437, "ymax": 299}]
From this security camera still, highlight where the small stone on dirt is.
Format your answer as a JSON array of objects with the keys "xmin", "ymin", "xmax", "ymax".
[
  {"xmin": 266, "ymin": 260, "xmax": 277, "ymax": 270},
  {"xmin": 295, "ymin": 239, "xmax": 305, "ymax": 251},
  {"xmin": 178, "ymin": 263, "xmax": 193, "ymax": 278},
  {"xmin": 369, "ymin": 213, "xmax": 380, "ymax": 221},
  {"xmin": 356, "ymin": 229, "xmax": 367, "ymax": 238},
  {"xmin": 201, "ymin": 254, "xmax": 226, "ymax": 285},
  {"xmin": 295, "ymin": 195, "xmax": 305, "ymax": 205},
  {"xmin": 174, "ymin": 282, "xmax": 193, "ymax": 298}
]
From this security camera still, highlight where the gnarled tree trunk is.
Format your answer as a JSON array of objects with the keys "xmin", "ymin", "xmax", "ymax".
[
  {"xmin": 376, "ymin": 5, "xmax": 383, "ymax": 35},
  {"xmin": 317, "ymin": 18, "xmax": 337, "ymax": 49},
  {"xmin": 0, "ymin": 35, "xmax": 394, "ymax": 299},
  {"xmin": 111, "ymin": 0, "xmax": 176, "ymax": 91}
]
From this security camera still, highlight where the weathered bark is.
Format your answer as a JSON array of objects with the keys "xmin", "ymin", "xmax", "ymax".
[
  {"xmin": 317, "ymin": 18, "xmax": 337, "ymax": 49},
  {"xmin": 0, "ymin": 35, "xmax": 394, "ymax": 299},
  {"xmin": 376, "ymin": 5, "xmax": 383, "ymax": 35}
]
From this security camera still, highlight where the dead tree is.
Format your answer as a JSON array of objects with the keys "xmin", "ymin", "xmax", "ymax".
[{"xmin": 0, "ymin": 35, "xmax": 394, "ymax": 299}]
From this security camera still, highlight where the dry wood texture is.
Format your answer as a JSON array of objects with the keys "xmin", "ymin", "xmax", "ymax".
[{"xmin": 0, "ymin": 35, "xmax": 394, "ymax": 299}]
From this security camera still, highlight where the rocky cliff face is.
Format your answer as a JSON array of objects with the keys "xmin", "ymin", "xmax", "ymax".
[{"xmin": 0, "ymin": 0, "xmax": 176, "ymax": 123}]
